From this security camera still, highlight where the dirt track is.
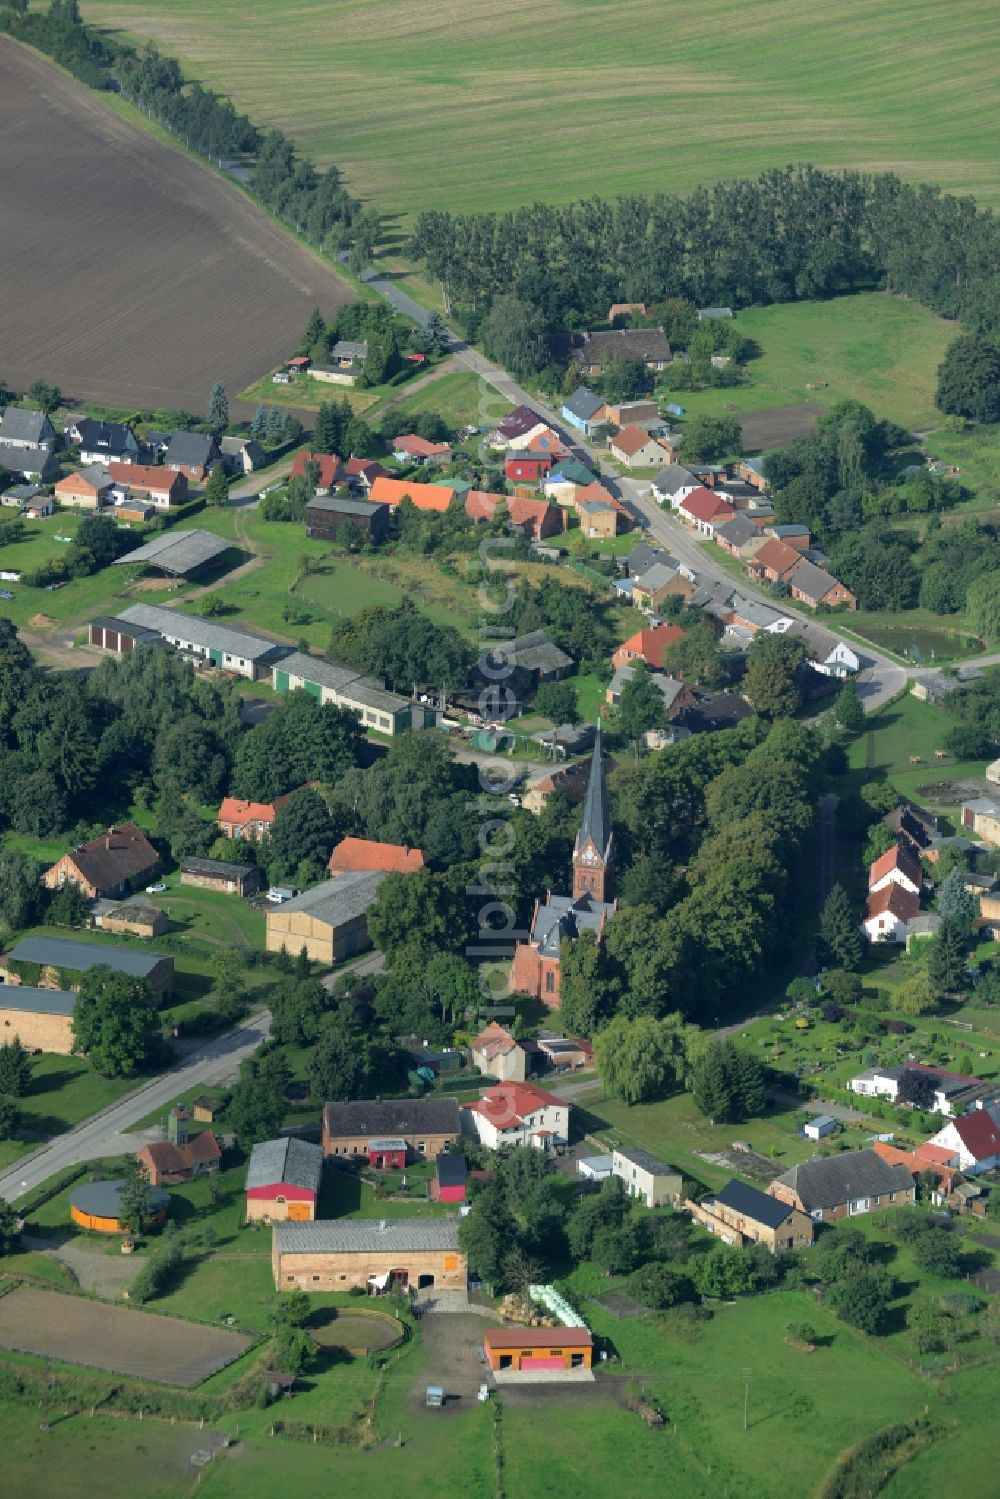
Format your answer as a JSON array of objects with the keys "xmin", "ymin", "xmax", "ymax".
[{"xmin": 0, "ymin": 39, "xmax": 353, "ymax": 416}]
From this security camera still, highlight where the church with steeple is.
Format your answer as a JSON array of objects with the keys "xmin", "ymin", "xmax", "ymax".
[{"xmin": 510, "ymin": 727, "xmax": 616, "ymax": 1009}]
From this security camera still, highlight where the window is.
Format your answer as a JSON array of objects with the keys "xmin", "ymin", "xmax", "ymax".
[
  {"xmin": 312, "ymin": 1275, "xmax": 320, "ymax": 1283},
  {"xmin": 339, "ymin": 1275, "xmax": 347, "ymax": 1282},
  {"xmin": 545, "ymin": 971, "xmax": 555, "ymax": 994},
  {"xmin": 286, "ymin": 1275, "xmax": 294, "ymax": 1282},
  {"xmin": 275, "ymin": 1196, "xmax": 285, "ymax": 1205}
]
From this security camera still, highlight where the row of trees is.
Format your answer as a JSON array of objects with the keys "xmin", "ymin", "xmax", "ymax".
[{"xmin": 409, "ymin": 166, "xmax": 1000, "ymax": 337}]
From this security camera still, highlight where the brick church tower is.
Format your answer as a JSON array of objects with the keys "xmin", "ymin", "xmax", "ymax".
[{"xmin": 572, "ymin": 726, "xmax": 614, "ymax": 903}]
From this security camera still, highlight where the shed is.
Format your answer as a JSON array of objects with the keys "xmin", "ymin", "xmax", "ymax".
[
  {"xmin": 577, "ymin": 1154, "xmax": 613, "ymax": 1181},
  {"xmin": 804, "ymin": 1114, "xmax": 837, "ymax": 1140}
]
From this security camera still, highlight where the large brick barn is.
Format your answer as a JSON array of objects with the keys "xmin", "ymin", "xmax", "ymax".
[{"xmin": 271, "ymin": 1218, "xmax": 466, "ymax": 1293}]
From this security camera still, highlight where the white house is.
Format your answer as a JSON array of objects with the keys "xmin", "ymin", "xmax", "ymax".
[
  {"xmin": 868, "ymin": 843, "xmax": 922, "ymax": 897},
  {"xmin": 862, "ymin": 882, "xmax": 919, "ymax": 943},
  {"xmin": 812, "ymin": 642, "xmax": 860, "ymax": 679},
  {"xmin": 651, "ymin": 464, "xmax": 699, "ymax": 508},
  {"xmin": 461, "ymin": 1082, "xmax": 569, "ymax": 1151},
  {"xmin": 849, "ymin": 1063, "xmax": 987, "ymax": 1118},
  {"xmin": 611, "ymin": 1146, "xmax": 681, "ymax": 1208},
  {"xmin": 929, "ymin": 1109, "xmax": 1000, "ymax": 1175}
]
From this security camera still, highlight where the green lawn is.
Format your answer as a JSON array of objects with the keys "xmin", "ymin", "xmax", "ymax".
[
  {"xmin": 16, "ymin": 1052, "xmax": 139, "ymax": 1143},
  {"xmin": 372, "ymin": 370, "xmax": 505, "ymax": 432},
  {"xmin": 83, "ymin": 1, "xmax": 1000, "ymax": 217},
  {"xmin": 0, "ymin": 1406, "xmax": 218, "ymax": 1499},
  {"xmin": 848, "ymin": 689, "xmax": 989, "ymax": 809}
]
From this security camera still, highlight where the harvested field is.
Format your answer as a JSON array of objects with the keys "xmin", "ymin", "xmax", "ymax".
[
  {"xmin": 0, "ymin": 1287, "xmax": 251, "ymax": 1386},
  {"xmin": 0, "ymin": 39, "xmax": 353, "ymax": 415},
  {"xmin": 739, "ymin": 403, "xmax": 823, "ymax": 452}
]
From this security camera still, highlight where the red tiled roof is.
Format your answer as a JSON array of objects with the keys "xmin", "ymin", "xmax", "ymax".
[
  {"xmin": 108, "ymin": 461, "xmax": 182, "ymax": 493},
  {"xmin": 55, "ymin": 470, "xmax": 110, "ymax": 495},
  {"xmin": 951, "ymin": 1110, "xmax": 1000, "ymax": 1161},
  {"xmin": 752, "ymin": 537, "xmax": 802, "ymax": 578},
  {"xmin": 218, "ymin": 796, "xmax": 281, "ymax": 827},
  {"xmin": 345, "ymin": 458, "xmax": 389, "ymax": 480},
  {"xmin": 575, "ymin": 480, "xmax": 629, "ymax": 514},
  {"xmin": 864, "ymin": 884, "xmax": 920, "ymax": 922},
  {"xmin": 680, "ymin": 487, "xmax": 734, "ymax": 524},
  {"xmin": 612, "ymin": 624, "xmax": 685, "ymax": 670},
  {"xmin": 467, "ymin": 1081, "xmax": 563, "ymax": 1129},
  {"xmin": 291, "ymin": 451, "xmax": 343, "ymax": 489},
  {"xmin": 472, "ymin": 1022, "xmax": 521, "ymax": 1060},
  {"xmin": 369, "ymin": 476, "xmax": 456, "ymax": 512},
  {"xmin": 869, "ymin": 842, "xmax": 922, "ymax": 890},
  {"xmin": 328, "ymin": 837, "xmax": 425, "ymax": 875},
  {"xmin": 392, "ymin": 434, "xmax": 451, "ymax": 459},
  {"xmin": 612, "ymin": 423, "xmax": 658, "ymax": 458}
]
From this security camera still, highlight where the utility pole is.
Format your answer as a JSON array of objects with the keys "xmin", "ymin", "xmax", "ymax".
[{"xmin": 742, "ymin": 1367, "xmax": 752, "ymax": 1431}]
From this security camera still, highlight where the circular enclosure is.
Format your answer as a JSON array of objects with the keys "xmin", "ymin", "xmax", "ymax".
[{"xmin": 308, "ymin": 1309, "xmax": 403, "ymax": 1354}]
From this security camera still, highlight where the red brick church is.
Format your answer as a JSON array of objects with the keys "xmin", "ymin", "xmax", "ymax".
[{"xmin": 510, "ymin": 728, "xmax": 616, "ymax": 1008}]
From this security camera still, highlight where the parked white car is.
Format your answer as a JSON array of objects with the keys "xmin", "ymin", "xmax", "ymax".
[{"xmin": 267, "ymin": 886, "xmax": 299, "ymax": 904}]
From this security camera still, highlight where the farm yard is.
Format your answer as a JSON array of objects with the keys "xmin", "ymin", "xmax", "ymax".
[
  {"xmin": 82, "ymin": 0, "xmax": 1000, "ymax": 218},
  {"xmin": 0, "ymin": 39, "xmax": 353, "ymax": 415},
  {"xmin": 0, "ymin": 1288, "xmax": 251, "ymax": 1385}
]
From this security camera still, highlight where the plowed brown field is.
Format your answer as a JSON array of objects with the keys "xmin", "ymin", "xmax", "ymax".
[{"xmin": 0, "ymin": 39, "xmax": 353, "ymax": 415}]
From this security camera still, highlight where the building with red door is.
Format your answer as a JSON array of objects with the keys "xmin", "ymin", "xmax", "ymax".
[
  {"xmin": 430, "ymin": 1152, "xmax": 468, "ymax": 1204},
  {"xmin": 245, "ymin": 1137, "xmax": 324, "ymax": 1223}
]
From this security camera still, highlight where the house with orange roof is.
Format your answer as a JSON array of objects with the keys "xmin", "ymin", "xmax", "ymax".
[
  {"xmin": 745, "ymin": 536, "xmax": 803, "ymax": 584},
  {"xmin": 471, "ymin": 1022, "xmax": 528, "ymax": 1083},
  {"xmin": 869, "ymin": 843, "xmax": 923, "ymax": 897},
  {"xmin": 608, "ymin": 302, "xmax": 646, "ymax": 323},
  {"xmin": 217, "ymin": 794, "xmax": 293, "ymax": 841},
  {"xmin": 391, "ymin": 434, "xmax": 452, "ymax": 464},
  {"xmin": 368, "ymin": 475, "xmax": 456, "ymax": 513},
  {"xmin": 108, "ymin": 461, "xmax": 187, "ymax": 509},
  {"xmin": 463, "ymin": 490, "xmax": 564, "ymax": 541},
  {"xmin": 54, "ymin": 465, "xmax": 114, "ymax": 511},
  {"xmin": 328, "ymin": 837, "xmax": 425, "ymax": 876},
  {"xmin": 291, "ymin": 451, "xmax": 346, "ymax": 494},
  {"xmin": 609, "ymin": 424, "xmax": 671, "ymax": 469},
  {"xmin": 872, "ymin": 1140, "xmax": 962, "ymax": 1195},
  {"xmin": 862, "ymin": 882, "xmax": 920, "ymax": 943},
  {"xmin": 505, "ymin": 423, "xmax": 566, "ymax": 455},
  {"xmin": 462, "ymin": 1081, "xmax": 568, "ymax": 1150},
  {"xmin": 137, "ymin": 1107, "xmax": 221, "ymax": 1187},
  {"xmin": 611, "ymin": 623, "xmax": 685, "ymax": 672},
  {"xmin": 677, "ymin": 487, "xmax": 735, "ymax": 536}
]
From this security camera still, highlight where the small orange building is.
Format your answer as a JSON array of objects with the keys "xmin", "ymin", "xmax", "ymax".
[{"xmin": 483, "ymin": 1327, "xmax": 593, "ymax": 1373}]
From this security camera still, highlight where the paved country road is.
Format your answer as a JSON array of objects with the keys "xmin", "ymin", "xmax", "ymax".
[
  {"xmin": 351, "ymin": 258, "xmax": 916, "ymax": 715},
  {"xmin": 0, "ymin": 1009, "xmax": 271, "ymax": 1205}
]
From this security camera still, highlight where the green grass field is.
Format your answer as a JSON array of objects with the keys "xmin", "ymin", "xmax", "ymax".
[
  {"xmin": 848, "ymin": 688, "xmax": 990, "ymax": 813},
  {"xmin": 82, "ymin": 1, "xmax": 1000, "ymax": 218}
]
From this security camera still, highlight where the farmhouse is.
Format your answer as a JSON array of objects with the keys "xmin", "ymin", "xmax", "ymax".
[
  {"xmin": 391, "ymin": 434, "xmax": 452, "ymax": 464},
  {"xmin": 264, "ymin": 873, "xmax": 386, "ymax": 964},
  {"xmin": 1, "ymin": 935, "xmax": 174, "ymax": 1000},
  {"xmin": 463, "ymin": 490, "xmax": 564, "ymax": 541},
  {"xmin": 788, "ymin": 558, "xmax": 856, "ymax": 610},
  {"xmin": 484, "ymin": 1328, "xmax": 593, "ymax": 1376},
  {"xmin": 430, "ymin": 1151, "xmax": 468, "ymax": 1204},
  {"xmin": 42, "ymin": 822, "xmax": 160, "ymax": 900},
  {"xmin": 322, "ymin": 1098, "xmax": 461, "ymax": 1162},
  {"xmin": 0, "ymin": 408, "xmax": 55, "ymax": 450},
  {"xmin": 494, "ymin": 405, "xmax": 544, "ymax": 445},
  {"xmin": 462, "ymin": 1081, "xmax": 569, "ymax": 1150},
  {"xmin": 179, "ymin": 856, "xmax": 264, "ymax": 896},
  {"xmin": 471, "ymin": 1022, "xmax": 529, "ymax": 1082},
  {"xmin": 328, "ymin": 837, "xmax": 425, "ymax": 875},
  {"xmin": 609, "ymin": 424, "xmax": 669, "ymax": 469},
  {"xmin": 572, "ymin": 328, "xmax": 672, "ymax": 375},
  {"xmin": 217, "ymin": 795, "xmax": 291, "ymax": 841},
  {"xmin": 291, "ymin": 451, "xmax": 345, "ymax": 494},
  {"xmin": 611, "ymin": 623, "xmax": 685, "ymax": 671},
  {"xmin": 769, "ymin": 1149, "xmax": 915, "ymax": 1222},
  {"xmin": 725, "ymin": 596, "xmax": 792, "ymax": 636},
  {"xmin": 862, "ymin": 882, "xmax": 920, "ymax": 943},
  {"xmin": 137, "ymin": 1108, "xmax": 221, "ymax": 1186},
  {"xmin": 272, "ymin": 651, "xmax": 415, "ymax": 735},
  {"xmin": 0, "ymin": 984, "xmax": 77, "ymax": 1054},
  {"xmin": 612, "ymin": 1146, "xmax": 681, "ymax": 1208},
  {"xmin": 369, "ymin": 476, "xmax": 456, "ymax": 513},
  {"xmin": 678, "ymin": 488, "xmax": 734, "ymax": 536},
  {"xmin": 54, "ymin": 465, "xmax": 114, "ymax": 510},
  {"xmin": 849, "ymin": 1063, "xmax": 989, "ymax": 1117},
  {"xmin": 929, "ymin": 1110, "xmax": 1000, "ymax": 1175},
  {"xmin": 746, "ymin": 537, "xmax": 803, "ymax": 585},
  {"xmin": 70, "ymin": 1179, "xmax": 170, "ymax": 1235},
  {"xmin": 111, "ymin": 604, "xmax": 289, "ymax": 680},
  {"xmin": 272, "ymin": 1218, "xmax": 466, "ymax": 1294},
  {"xmin": 164, "ymin": 431, "xmax": 221, "ymax": 482},
  {"xmin": 305, "ymin": 494, "xmax": 390, "ymax": 545},
  {"xmin": 689, "ymin": 1178, "xmax": 814, "ymax": 1251},
  {"xmin": 962, "ymin": 797, "xmax": 1000, "ymax": 846},
  {"xmin": 109, "ymin": 461, "xmax": 188, "ymax": 509},
  {"xmin": 245, "ymin": 1137, "xmax": 324, "ymax": 1222},
  {"xmin": 868, "ymin": 843, "xmax": 922, "ymax": 897},
  {"xmin": 67, "ymin": 417, "xmax": 137, "ymax": 463},
  {"xmin": 606, "ymin": 666, "xmax": 693, "ymax": 719},
  {"xmin": 220, "ymin": 436, "xmax": 265, "ymax": 475}
]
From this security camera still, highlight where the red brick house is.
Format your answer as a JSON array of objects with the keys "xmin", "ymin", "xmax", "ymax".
[
  {"xmin": 787, "ymin": 559, "xmax": 857, "ymax": 610},
  {"xmin": 217, "ymin": 795, "xmax": 292, "ymax": 840},
  {"xmin": 291, "ymin": 451, "xmax": 346, "ymax": 494},
  {"xmin": 137, "ymin": 1109, "xmax": 221, "ymax": 1186},
  {"xmin": 769, "ymin": 1149, "xmax": 915, "ymax": 1223},
  {"xmin": 746, "ymin": 537, "xmax": 803, "ymax": 584},
  {"xmin": 42, "ymin": 823, "xmax": 161, "ymax": 901}
]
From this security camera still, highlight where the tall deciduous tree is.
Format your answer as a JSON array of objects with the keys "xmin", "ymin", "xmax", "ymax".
[
  {"xmin": 71, "ymin": 967, "xmax": 158, "ymax": 1077},
  {"xmin": 203, "ymin": 465, "xmax": 230, "ymax": 506},
  {"xmin": 594, "ymin": 1013, "xmax": 687, "ymax": 1103},
  {"xmin": 744, "ymin": 634, "xmax": 809, "ymax": 718},
  {"xmin": 935, "ymin": 334, "xmax": 1000, "ymax": 423}
]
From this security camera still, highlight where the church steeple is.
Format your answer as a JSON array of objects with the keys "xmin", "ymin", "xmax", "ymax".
[{"xmin": 572, "ymin": 725, "xmax": 614, "ymax": 901}]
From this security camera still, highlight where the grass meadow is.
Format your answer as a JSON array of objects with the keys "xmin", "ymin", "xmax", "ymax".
[{"xmin": 82, "ymin": 1, "xmax": 1000, "ymax": 218}]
